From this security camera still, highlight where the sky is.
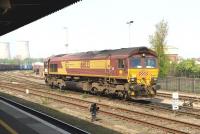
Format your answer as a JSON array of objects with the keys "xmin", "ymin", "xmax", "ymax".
[{"xmin": 0, "ymin": 0, "xmax": 200, "ymax": 58}]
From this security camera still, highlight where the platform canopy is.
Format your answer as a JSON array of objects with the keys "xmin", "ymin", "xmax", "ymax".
[{"xmin": 0, "ymin": 0, "xmax": 80, "ymax": 36}]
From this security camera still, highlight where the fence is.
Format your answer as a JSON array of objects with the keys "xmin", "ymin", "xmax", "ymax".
[{"xmin": 157, "ymin": 77, "xmax": 200, "ymax": 93}]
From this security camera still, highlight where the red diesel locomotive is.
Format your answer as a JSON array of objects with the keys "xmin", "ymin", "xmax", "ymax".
[{"xmin": 44, "ymin": 47, "xmax": 160, "ymax": 99}]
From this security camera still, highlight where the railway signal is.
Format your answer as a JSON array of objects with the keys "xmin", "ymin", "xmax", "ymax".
[{"xmin": 172, "ymin": 92, "xmax": 179, "ymax": 111}]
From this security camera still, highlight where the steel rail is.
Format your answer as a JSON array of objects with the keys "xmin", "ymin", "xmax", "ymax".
[
  {"xmin": 0, "ymin": 85, "xmax": 196, "ymax": 134},
  {"xmin": 1, "ymin": 75, "xmax": 200, "ymax": 119},
  {"xmin": 157, "ymin": 92, "xmax": 200, "ymax": 101},
  {"xmin": 1, "ymin": 81, "xmax": 200, "ymax": 118}
]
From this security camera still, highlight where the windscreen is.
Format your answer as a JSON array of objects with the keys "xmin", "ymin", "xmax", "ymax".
[
  {"xmin": 145, "ymin": 58, "xmax": 157, "ymax": 68},
  {"xmin": 130, "ymin": 58, "xmax": 142, "ymax": 68},
  {"xmin": 130, "ymin": 57, "xmax": 157, "ymax": 68}
]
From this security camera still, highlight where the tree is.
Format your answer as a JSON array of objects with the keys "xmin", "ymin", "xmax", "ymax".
[
  {"xmin": 176, "ymin": 59, "xmax": 200, "ymax": 77},
  {"xmin": 149, "ymin": 20, "xmax": 169, "ymax": 77},
  {"xmin": 0, "ymin": 58, "xmax": 44, "ymax": 65}
]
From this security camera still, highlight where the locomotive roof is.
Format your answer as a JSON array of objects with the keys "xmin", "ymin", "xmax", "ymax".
[{"xmin": 50, "ymin": 47, "xmax": 156, "ymax": 61}]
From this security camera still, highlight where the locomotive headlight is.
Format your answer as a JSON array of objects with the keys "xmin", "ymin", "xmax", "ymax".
[
  {"xmin": 44, "ymin": 69, "xmax": 48, "ymax": 73},
  {"xmin": 130, "ymin": 77, "xmax": 137, "ymax": 83},
  {"xmin": 153, "ymin": 78, "xmax": 157, "ymax": 81}
]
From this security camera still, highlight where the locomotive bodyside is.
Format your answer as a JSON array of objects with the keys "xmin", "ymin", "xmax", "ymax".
[{"xmin": 44, "ymin": 47, "xmax": 160, "ymax": 98}]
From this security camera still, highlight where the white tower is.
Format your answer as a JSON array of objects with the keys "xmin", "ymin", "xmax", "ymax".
[
  {"xmin": 15, "ymin": 41, "xmax": 30, "ymax": 60},
  {"xmin": 0, "ymin": 42, "xmax": 11, "ymax": 59}
]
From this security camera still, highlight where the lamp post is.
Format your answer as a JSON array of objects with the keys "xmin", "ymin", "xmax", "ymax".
[
  {"xmin": 126, "ymin": 20, "xmax": 134, "ymax": 46},
  {"xmin": 63, "ymin": 27, "xmax": 68, "ymax": 53}
]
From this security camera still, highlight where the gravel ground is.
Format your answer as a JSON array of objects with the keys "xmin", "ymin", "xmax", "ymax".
[
  {"xmin": 157, "ymin": 90, "xmax": 200, "ymax": 109},
  {"xmin": 1, "ymin": 71, "xmax": 200, "ymax": 133},
  {"xmin": 0, "ymin": 87, "xmax": 165, "ymax": 134}
]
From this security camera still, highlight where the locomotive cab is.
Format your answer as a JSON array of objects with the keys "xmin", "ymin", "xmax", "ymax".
[{"xmin": 127, "ymin": 52, "xmax": 160, "ymax": 98}]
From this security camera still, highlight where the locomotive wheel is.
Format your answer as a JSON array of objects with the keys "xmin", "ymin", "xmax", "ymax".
[
  {"xmin": 123, "ymin": 91, "xmax": 130, "ymax": 100},
  {"xmin": 45, "ymin": 78, "xmax": 48, "ymax": 85},
  {"xmin": 45, "ymin": 82, "xmax": 49, "ymax": 86},
  {"xmin": 50, "ymin": 82, "xmax": 55, "ymax": 89},
  {"xmin": 102, "ymin": 89, "xmax": 109, "ymax": 95},
  {"xmin": 117, "ymin": 91, "xmax": 124, "ymax": 99},
  {"xmin": 90, "ymin": 87, "xmax": 98, "ymax": 94},
  {"xmin": 59, "ymin": 84, "xmax": 65, "ymax": 90}
]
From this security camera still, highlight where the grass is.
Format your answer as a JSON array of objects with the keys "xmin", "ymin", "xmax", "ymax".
[
  {"xmin": 41, "ymin": 97, "xmax": 50, "ymax": 105},
  {"xmin": 81, "ymin": 92, "xmax": 89, "ymax": 99},
  {"xmin": 9, "ymin": 78, "xmax": 15, "ymax": 82}
]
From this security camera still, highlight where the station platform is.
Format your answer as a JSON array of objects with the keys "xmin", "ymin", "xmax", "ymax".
[{"xmin": 0, "ymin": 100, "xmax": 69, "ymax": 134}]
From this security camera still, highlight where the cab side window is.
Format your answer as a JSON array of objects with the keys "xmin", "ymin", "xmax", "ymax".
[
  {"xmin": 50, "ymin": 64, "xmax": 58, "ymax": 72},
  {"xmin": 118, "ymin": 59, "xmax": 125, "ymax": 69}
]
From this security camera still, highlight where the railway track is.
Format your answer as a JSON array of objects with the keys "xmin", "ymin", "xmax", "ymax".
[
  {"xmin": 0, "ymin": 83, "xmax": 200, "ymax": 134},
  {"xmin": 17, "ymin": 73, "xmax": 44, "ymax": 80},
  {"xmin": 2, "ymin": 72, "xmax": 200, "ymax": 102},
  {"xmin": 1, "ymin": 73, "xmax": 200, "ymax": 119},
  {"xmin": 0, "ymin": 73, "xmax": 47, "ymax": 88},
  {"xmin": 157, "ymin": 92, "xmax": 200, "ymax": 102}
]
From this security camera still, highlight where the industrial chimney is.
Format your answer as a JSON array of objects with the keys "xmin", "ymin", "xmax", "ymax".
[
  {"xmin": 0, "ymin": 42, "xmax": 11, "ymax": 59},
  {"xmin": 15, "ymin": 41, "xmax": 30, "ymax": 60}
]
